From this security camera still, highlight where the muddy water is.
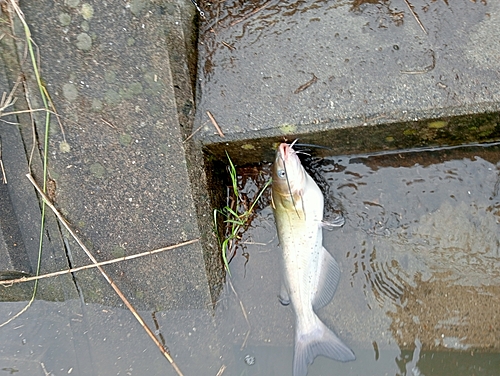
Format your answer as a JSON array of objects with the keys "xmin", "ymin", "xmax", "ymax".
[{"xmin": 216, "ymin": 143, "xmax": 500, "ymax": 375}]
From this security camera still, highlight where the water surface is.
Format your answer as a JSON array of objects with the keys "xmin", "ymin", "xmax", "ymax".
[
  {"xmin": 216, "ymin": 143, "xmax": 500, "ymax": 375},
  {"xmin": 1, "ymin": 143, "xmax": 499, "ymax": 375}
]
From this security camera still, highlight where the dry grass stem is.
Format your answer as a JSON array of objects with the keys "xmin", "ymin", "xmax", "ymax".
[
  {"xmin": 227, "ymin": 278, "xmax": 251, "ymax": 350},
  {"xmin": 215, "ymin": 364, "xmax": 226, "ymax": 376},
  {"xmin": 40, "ymin": 362, "xmax": 51, "ymax": 376},
  {"xmin": 294, "ymin": 73, "xmax": 318, "ymax": 94},
  {"xmin": 206, "ymin": 110, "xmax": 225, "ymax": 138},
  {"xmin": 403, "ymin": 0, "xmax": 427, "ymax": 34},
  {"xmin": 26, "ymin": 173, "xmax": 185, "ymax": 376},
  {"xmin": 0, "ymin": 138, "xmax": 6, "ymax": 184},
  {"xmin": 0, "ymin": 76, "xmax": 21, "ymax": 115},
  {"xmin": 221, "ymin": 41, "xmax": 235, "ymax": 50},
  {"xmin": 0, "ymin": 238, "xmax": 199, "ymax": 286},
  {"xmin": 183, "ymin": 123, "xmax": 203, "ymax": 142},
  {"xmin": 101, "ymin": 117, "xmax": 117, "ymax": 129},
  {"xmin": 0, "ymin": 108, "xmax": 54, "ymax": 117},
  {"xmin": 242, "ymin": 241, "xmax": 266, "ymax": 246}
]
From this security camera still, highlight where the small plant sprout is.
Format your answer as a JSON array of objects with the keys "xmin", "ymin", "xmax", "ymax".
[{"xmin": 214, "ymin": 152, "xmax": 271, "ymax": 276}]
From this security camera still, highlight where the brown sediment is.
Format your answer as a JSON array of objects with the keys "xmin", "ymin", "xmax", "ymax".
[{"xmin": 388, "ymin": 272, "xmax": 500, "ymax": 351}]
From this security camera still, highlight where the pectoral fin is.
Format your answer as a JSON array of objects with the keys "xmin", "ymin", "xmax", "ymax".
[
  {"xmin": 312, "ymin": 247, "xmax": 341, "ymax": 311},
  {"xmin": 278, "ymin": 280, "xmax": 290, "ymax": 306}
]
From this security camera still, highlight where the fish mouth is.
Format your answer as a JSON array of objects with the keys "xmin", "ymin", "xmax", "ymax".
[
  {"xmin": 279, "ymin": 142, "xmax": 295, "ymax": 161},
  {"xmin": 279, "ymin": 143, "xmax": 287, "ymax": 160}
]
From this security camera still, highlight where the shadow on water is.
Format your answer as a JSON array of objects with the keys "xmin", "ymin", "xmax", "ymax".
[{"xmin": 216, "ymin": 143, "xmax": 500, "ymax": 375}]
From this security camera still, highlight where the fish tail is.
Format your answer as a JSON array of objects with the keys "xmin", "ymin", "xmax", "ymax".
[{"xmin": 293, "ymin": 317, "xmax": 355, "ymax": 376}]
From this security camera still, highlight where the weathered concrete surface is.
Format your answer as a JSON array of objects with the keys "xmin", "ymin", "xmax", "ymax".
[
  {"xmin": 0, "ymin": 54, "xmax": 78, "ymax": 302},
  {"xmin": 3, "ymin": 0, "xmax": 218, "ymax": 311},
  {"xmin": 195, "ymin": 0, "xmax": 500, "ymax": 163},
  {"xmin": 0, "ymin": 0, "xmax": 223, "ymax": 373}
]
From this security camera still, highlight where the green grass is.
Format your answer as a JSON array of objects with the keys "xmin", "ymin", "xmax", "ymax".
[
  {"xmin": 0, "ymin": 1, "xmax": 52, "ymax": 328},
  {"xmin": 214, "ymin": 152, "xmax": 271, "ymax": 276}
]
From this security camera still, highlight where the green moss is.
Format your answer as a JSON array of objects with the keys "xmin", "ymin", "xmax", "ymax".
[
  {"xmin": 81, "ymin": 3, "xmax": 94, "ymax": 20},
  {"xmin": 119, "ymin": 133, "xmax": 132, "ymax": 146},
  {"xmin": 62, "ymin": 83, "xmax": 78, "ymax": 102},
  {"xmin": 91, "ymin": 98, "xmax": 103, "ymax": 112},
  {"xmin": 59, "ymin": 13, "xmax": 71, "ymax": 26},
  {"xmin": 111, "ymin": 246, "xmax": 126, "ymax": 258},
  {"xmin": 104, "ymin": 89, "xmax": 120, "ymax": 105},
  {"xmin": 89, "ymin": 162, "xmax": 106, "ymax": 177},
  {"xmin": 135, "ymin": 290, "xmax": 144, "ymax": 300},
  {"xmin": 80, "ymin": 20, "xmax": 89, "ymax": 32},
  {"xmin": 119, "ymin": 82, "xmax": 143, "ymax": 100},
  {"xmin": 279, "ymin": 123, "xmax": 297, "ymax": 134},
  {"xmin": 65, "ymin": 0, "xmax": 80, "ymax": 8},
  {"xmin": 104, "ymin": 71, "xmax": 116, "ymax": 83},
  {"xmin": 128, "ymin": 82, "xmax": 143, "ymax": 95},
  {"xmin": 428, "ymin": 121, "xmax": 448, "ymax": 129},
  {"xmin": 75, "ymin": 32, "xmax": 92, "ymax": 51}
]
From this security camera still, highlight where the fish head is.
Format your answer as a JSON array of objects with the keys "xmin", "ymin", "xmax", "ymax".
[{"xmin": 272, "ymin": 143, "xmax": 306, "ymax": 202}]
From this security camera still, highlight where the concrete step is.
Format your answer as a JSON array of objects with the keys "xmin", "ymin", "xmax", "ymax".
[
  {"xmin": 194, "ymin": 0, "xmax": 500, "ymax": 164},
  {"xmin": 1, "ymin": 1, "xmax": 223, "ymax": 373},
  {"xmin": 8, "ymin": 0, "xmax": 214, "ymax": 311}
]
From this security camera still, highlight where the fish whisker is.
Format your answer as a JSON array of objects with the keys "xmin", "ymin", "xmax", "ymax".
[
  {"xmin": 293, "ymin": 143, "xmax": 333, "ymax": 151},
  {"xmin": 295, "ymin": 150, "xmax": 311, "ymax": 156}
]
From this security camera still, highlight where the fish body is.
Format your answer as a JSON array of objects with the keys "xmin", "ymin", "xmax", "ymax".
[{"xmin": 271, "ymin": 143, "xmax": 355, "ymax": 376}]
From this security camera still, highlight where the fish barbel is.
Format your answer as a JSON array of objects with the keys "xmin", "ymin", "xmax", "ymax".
[{"xmin": 271, "ymin": 142, "xmax": 355, "ymax": 376}]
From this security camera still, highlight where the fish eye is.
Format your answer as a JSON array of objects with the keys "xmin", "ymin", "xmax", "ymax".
[{"xmin": 277, "ymin": 169, "xmax": 286, "ymax": 179}]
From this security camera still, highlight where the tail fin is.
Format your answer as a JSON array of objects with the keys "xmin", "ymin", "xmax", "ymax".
[{"xmin": 293, "ymin": 317, "xmax": 355, "ymax": 376}]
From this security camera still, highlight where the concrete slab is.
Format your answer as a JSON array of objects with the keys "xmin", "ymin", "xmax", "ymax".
[
  {"xmin": 161, "ymin": 0, "xmax": 227, "ymax": 302},
  {"xmin": 10, "ymin": 0, "xmax": 213, "ymax": 310},
  {"xmin": 1, "ymin": 1, "xmax": 224, "ymax": 372},
  {"xmin": 195, "ymin": 0, "xmax": 500, "ymax": 163}
]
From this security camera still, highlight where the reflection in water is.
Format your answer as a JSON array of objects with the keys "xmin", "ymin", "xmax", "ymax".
[
  {"xmin": 348, "ymin": 244, "xmax": 407, "ymax": 309},
  {"xmin": 220, "ymin": 144, "xmax": 500, "ymax": 375}
]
